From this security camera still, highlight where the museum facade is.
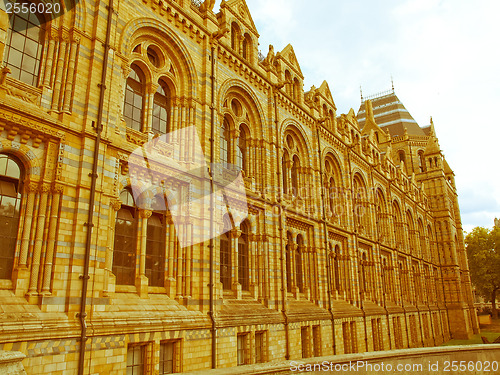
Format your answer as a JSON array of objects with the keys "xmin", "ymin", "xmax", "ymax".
[{"xmin": 0, "ymin": 0, "xmax": 478, "ymax": 373}]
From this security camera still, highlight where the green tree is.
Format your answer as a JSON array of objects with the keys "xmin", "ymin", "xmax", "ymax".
[{"xmin": 465, "ymin": 226, "xmax": 500, "ymax": 318}]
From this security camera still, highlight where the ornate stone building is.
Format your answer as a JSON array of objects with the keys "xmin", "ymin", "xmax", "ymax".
[{"xmin": 0, "ymin": 0, "xmax": 477, "ymax": 373}]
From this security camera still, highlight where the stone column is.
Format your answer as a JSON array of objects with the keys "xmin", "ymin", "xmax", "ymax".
[
  {"xmin": 27, "ymin": 184, "xmax": 50, "ymax": 296},
  {"xmin": 103, "ymin": 198, "xmax": 121, "ymax": 295},
  {"xmin": 136, "ymin": 209, "xmax": 152, "ymax": 297},
  {"xmin": 41, "ymin": 184, "xmax": 63, "ymax": 295}
]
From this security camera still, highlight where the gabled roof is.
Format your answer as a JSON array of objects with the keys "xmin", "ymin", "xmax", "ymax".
[
  {"xmin": 278, "ymin": 44, "xmax": 303, "ymax": 78},
  {"xmin": 223, "ymin": 0, "xmax": 259, "ymax": 36},
  {"xmin": 357, "ymin": 91, "xmax": 425, "ymax": 137},
  {"xmin": 318, "ymin": 80, "xmax": 336, "ymax": 109}
]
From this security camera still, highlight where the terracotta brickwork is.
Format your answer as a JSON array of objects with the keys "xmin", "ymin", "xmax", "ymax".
[{"xmin": 0, "ymin": 0, "xmax": 478, "ymax": 373}]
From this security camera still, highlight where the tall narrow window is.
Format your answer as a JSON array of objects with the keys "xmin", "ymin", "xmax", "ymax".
[
  {"xmin": 160, "ymin": 340, "xmax": 180, "ymax": 374},
  {"xmin": 296, "ymin": 235, "xmax": 304, "ymax": 292},
  {"xmin": 418, "ymin": 151, "xmax": 425, "ymax": 172},
  {"xmin": 291, "ymin": 156, "xmax": 300, "ymax": 197},
  {"xmin": 220, "ymin": 118, "xmax": 230, "ymax": 165},
  {"xmin": 146, "ymin": 213, "xmax": 165, "ymax": 287},
  {"xmin": 152, "ymin": 83, "xmax": 169, "ymax": 134},
  {"xmin": 124, "ymin": 65, "xmax": 145, "ymax": 131},
  {"xmin": 4, "ymin": 6, "xmax": 44, "ymax": 86},
  {"xmin": 231, "ymin": 23, "xmax": 240, "ymax": 51},
  {"xmin": 286, "ymin": 233, "xmax": 293, "ymax": 293},
  {"xmin": 334, "ymin": 245, "xmax": 341, "ymax": 291},
  {"xmin": 360, "ymin": 252, "xmax": 367, "ymax": 293},
  {"xmin": 282, "ymin": 152, "xmax": 289, "ymax": 195},
  {"xmin": 255, "ymin": 332, "xmax": 265, "ymax": 363},
  {"xmin": 0, "ymin": 154, "xmax": 22, "ymax": 279},
  {"xmin": 237, "ymin": 128, "xmax": 246, "ymax": 173},
  {"xmin": 237, "ymin": 333, "xmax": 248, "ymax": 366},
  {"xmin": 126, "ymin": 344, "xmax": 146, "ymax": 375},
  {"xmin": 113, "ymin": 190, "xmax": 137, "ymax": 285},
  {"xmin": 238, "ymin": 221, "xmax": 249, "ymax": 290},
  {"xmin": 242, "ymin": 34, "xmax": 252, "ymax": 61},
  {"xmin": 220, "ymin": 216, "xmax": 231, "ymax": 290},
  {"xmin": 301, "ymin": 326, "xmax": 309, "ymax": 358},
  {"xmin": 312, "ymin": 325, "xmax": 321, "ymax": 357}
]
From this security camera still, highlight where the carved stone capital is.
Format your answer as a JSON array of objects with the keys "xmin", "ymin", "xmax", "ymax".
[
  {"xmin": 25, "ymin": 182, "xmax": 39, "ymax": 193},
  {"xmin": 39, "ymin": 184, "xmax": 51, "ymax": 194},
  {"xmin": 110, "ymin": 198, "xmax": 122, "ymax": 211},
  {"xmin": 53, "ymin": 184, "xmax": 64, "ymax": 194},
  {"xmin": 139, "ymin": 209, "xmax": 153, "ymax": 219}
]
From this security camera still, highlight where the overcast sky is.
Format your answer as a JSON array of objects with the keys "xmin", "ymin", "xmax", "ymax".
[{"xmin": 214, "ymin": 0, "xmax": 500, "ymax": 233}]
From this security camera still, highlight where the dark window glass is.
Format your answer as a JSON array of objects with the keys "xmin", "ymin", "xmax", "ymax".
[
  {"xmin": 237, "ymin": 334, "xmax": 247, "ymax": 365},
  {"xmin": 220, "ymin": 233, "xmax": 231, "ymax": 290},
  {"xmin": 159, "ymin": 341, "xmax": 177, "ymax": 374},
  {"xmin": 221, "ymin": 119, "xmax": 230, "ymax": 165},
  {"xmin": 113, "ymin": 190, "xmax": 137, "ymax": 285},
  {"xmin": 126, "ymin": 345, "xmax": 145, "ymax": 375},
  {"xmin": 124, "ymin": 66, "xmax": 145, "ymax": 131},
  {"xmin": 255, "ymin": 332, "xmax": 264, "ymax": 363},
  {"xmin": 152, "ymin": 84, "xmax": 169, "ymax": 135},
  {"xmin": 238, "ymin": 222, "xmax": 249, "ymax": 290},
  {"xmin": 0, "ymin": 155, "xmax": 22, "ymax": 279},
  {"xmin": 4, "ymin": 4, "xmax": 44, "ymax": 86},
  {"xmin": 296, "ymin": 236, "xmax": 303, "ymax": 292},
  {"xmin": 146, "ymin": 213, "xmax": 165, "ymax": 287}
]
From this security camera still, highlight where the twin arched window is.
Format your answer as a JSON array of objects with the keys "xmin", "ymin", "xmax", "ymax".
[
  {"xmin": 0, "ymin": 154, "xmax": 23, "ymax": 280},
  {"xmin": 4, "ymin": 5, "xmax": 45, "ymax": 86},
  {"xmin": 113, "ymin": 189, "xmax": 166, "ymax": 287},
  {"xmin": 221, "ymin": 98, "xmax": 249, "ymax": 175},
  {"xmin": 124, "ymin": 64, "xmax": 171, "ymax": 134}
]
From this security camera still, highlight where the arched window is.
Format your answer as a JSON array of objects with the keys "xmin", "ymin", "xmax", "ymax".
[
  {"xmin": 237, "ymin": 127, "xmax": 246, "ymax": 173},
  {"xmin": 418, "ymin": 151, "xmax": 425, "ymax": 172},
  {"xmin": 146, "ymin": 212, "xmax": 165, "ymax": 287},
  {"xmin": 4, "ymin": 6, "xmax": 45, "ymax": 86},
  {"xmin": 392, "ymin": 201, "xmax": 404, "ymax": 248},
  {"xmin": 291, "ymin": 155, "xmax": 300, "ymax": 197},
  {"xmin": 360, "ymin": 252, "xmax": 367, "ymax": 293},
  {"xmin": 242, "ymin": 34, "xmax": 252, "ymax": 61},
  {"xmin": 124, "ymin": 65, "xmax": 145, "ymax": 131},
  {"xmin": 282, "ymin": 151, "xmax": 290, "ymax": 195},
  {"xmin": 220, "ymin": 118, "xmax": 230, "ymax": 165},
  {"xmin": 285, "ymin": 71, "xmax": 292, "ymax": 96},
  {"xmin": 293, "ymin": 78, "xmax": 300, "ymax": 102},
  {"xmin": 231, "ymin": 22, "xmax": 240, "ymax": 51},
  {"xmin": 152, "ymin": 82, "xmax": 170, "ymax": 135},
  {"xmin": 113, "ymin": 189, "xmax": 138, "ymax": 285},
  {"xmin": 238, "ymin": 221, "xmax": 249, "ymax": 290},
  {"xmin": 296, "ymin": 235, "xmax": 304, "ymax": 293},
  {"xmin": 220, "ymin": 216, "xmax": 231, "ymax": 290},
  {"xmin": 0, "ymin": 154, "xmax": 23, "ymax": 279}
]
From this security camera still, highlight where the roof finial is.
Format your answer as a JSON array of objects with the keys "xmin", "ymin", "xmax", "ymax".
[
  {"xmin": 360, "ymin": 85, "xmax": 364, "ymax": 102},
  {"xmin": 391, "ymin": 75, "xmax": 394, "ymax": 92}
]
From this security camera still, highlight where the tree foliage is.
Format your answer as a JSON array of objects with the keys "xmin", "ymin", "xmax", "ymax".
[{"xmin": 465, "ymin": 226, "xmax": 500, "ymax": 318}]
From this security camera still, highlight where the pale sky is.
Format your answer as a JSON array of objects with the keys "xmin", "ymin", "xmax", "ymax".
[{"xmin": 214, "ymin": 0, "xmax": 500, "ymax": 233}]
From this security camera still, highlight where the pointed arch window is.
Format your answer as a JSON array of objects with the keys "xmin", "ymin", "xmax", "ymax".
[
  {"xmin": 221, "ymin": 118, "xmax": 230, "ymax": 165},
  {"xmin": 242, "ymin": 34, "xmax": 252, "ymax": 61},
  {"xmin": 418, "ymin": 151, "xmax": 425, "ymax": 172},
  {"xmin": 146, "ymin": 212, "xmax": 165, "ymax": 287},
  {"xmin": 0, "ymin": 154, "xmax": 23, "ymax": 279},
  {"xmin": 124, "ymin": 65, "xmax": 145, "ymax": 131},
  {"xmin": 152, "ymin": 82, "xmax": 170, "ymax": 135},
  {"xmin": 113, "ymin": 189, "xmax": 138, "ymax": 285},
  {"xmin": 4, "ymin": 6, "xmax": 45, "ymax": 86},
  {"xmin": 238, "ymin": 221, "xmax": 249, "ymax": 290},
  {"xmin": 231, "ymin": 22, "xmax": 240, "ymax": 51}
]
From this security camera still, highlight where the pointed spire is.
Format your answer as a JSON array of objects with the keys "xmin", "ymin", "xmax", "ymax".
[{"xmin": 429, "ymin": 116, "xmax": 436, "ymax": 137}]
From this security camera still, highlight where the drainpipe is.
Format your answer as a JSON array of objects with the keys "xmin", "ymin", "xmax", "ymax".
[
  {"xmin": 78, "ymin": 1, "xmax": 114, "ymax": 374},
  {"xmin": 208, "ymin": 41, "xmax": 217, "ymax": 369},
  {"xmin": 273, "ymin": 85, "xmax": 290, "ymax": 360},
  {"xmin": 316, "ymin": 122, "xmax": 336, "ymax": 354},
  {"xmin": 346, "ymin": 144, "xmax": 368, "ymax": 351}
]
